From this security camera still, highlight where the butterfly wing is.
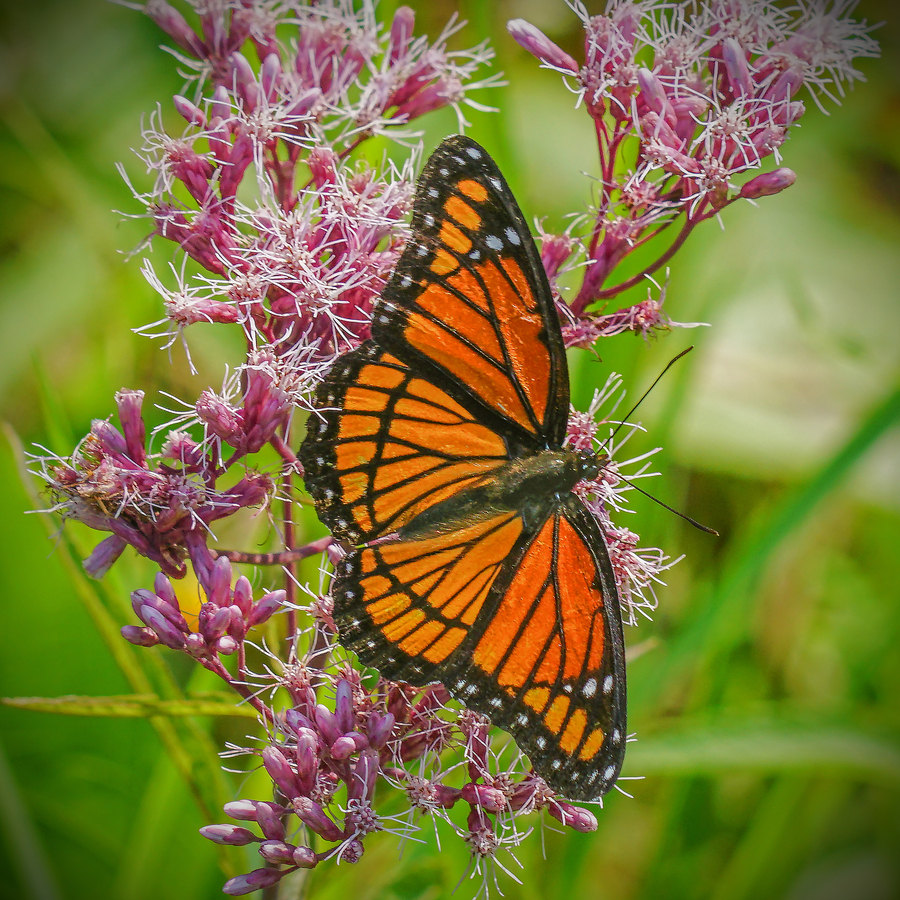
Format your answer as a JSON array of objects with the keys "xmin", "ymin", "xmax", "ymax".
[
  {"xmin": 333, "ymin": 492, "xmax": 626, "ymax": 800},
  {"xmin": 372, "ymin": 135, "xmax": 569, "ymax": 451},
  {"xmin": 300, "ymin": 344, "xmax": 510, "ymax": 544}
]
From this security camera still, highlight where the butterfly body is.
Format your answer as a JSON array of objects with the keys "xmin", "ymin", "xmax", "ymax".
[
  {"xmin": 397, "ymin": 448, "xmax": 599, "ymax": 540},
  {"xmin": 301, "ymin": 136, "xmax": 627, "ymax": 800}
]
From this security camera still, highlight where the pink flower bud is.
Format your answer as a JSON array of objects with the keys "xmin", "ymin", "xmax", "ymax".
[
  {"xmin": 84, "ymin": 535, "xmax": 127, "ymax": 579},
  {"xmin": 215, "ymin": 635, "xmax": 238, "ymax": 655},
  {"xmin": 132, "ymin": 589, "xmax": 189, "ymax": 633},
  {"xmin": 763, "ymin": 66, "xmax": 804, "ymax": 102},
  {"xmin": 145, "ymin": 0, "xmax": 206, "ymax": 58},
  {"xmin": 201, "ymin": 605, "xmax": 232, "ymax": 642},
  {"xmin": 348, "ymin": 750, "xmax": 379, "ymax": 802},
  {"xmin": 366, "ymin": 711, "xmax": 395, "ymax": 749},
  {"xmin": 154, "ymin": 572, "xmax": 179, "ymax": 610},
  {"xmin": 389, "ymin": 7, "xmax": 415, "ymax": 64},
  {"xmin": 434, "ymin": 785, "xmax": 462, "ymax": 808},
  {"xmin": 260, "ymin": 53, "xmax": 281, "ymax": 101},
  {"xmin": 219, "ymin": 132, "xmax": 254, "ymax": 199},
  {"xmin": 232, "ymin": 576, "xmax": 253, "ymax": 614},
  {"xmin": 115, "ymin": 390, "xmax": 146, "ymax": 464},
  {"xmin": 330, "ymin": 735, "xmax": 357, "ymax": 760},
  {"xmin": 140, "ymin": 606, "xmax": 187, "ymax": 650},
  {"xmin": 186, "ymin": 633, "xmax": 208, "ymax": 657},
  {"xmin": 314, "ymin": 704, "xmax": 340, "ymax": 746},
  {"xmin": 740, "ymin": 167, "xmax": 796, "ymax": 198},
  {"xmin": 462, "ymin": 782, "xmax": 507, "ymax": 813},
  {"xmin": 230, "ymin": 53, "xmax": 259, "ymax": 111},
  {"xmin": 247, "ymin": 590, "xmax": 285, "ymax": 628},
  {"xmin": 173, "ymin": 95, "xmax": 206, "ymax": 128},
  {"xmin": 507, "ymin": 19, "xmax": 579, "ymax": 74},
  {"xmin": 255, "ymin": 801, "xmax": 285, "ymax": 841},
  {"xmin": 636, "ymin": 67, "xmax": 673, "ymax": 119},
  {"xmin": 334, "ymin": 678, "xmax": 355, "ymax": 732},
  {"xmin": 121, "ymin": 625, "xmax": 160, "ymax": 647},
  {"xmin": 548, "ymin": 801, "xmax": 598, "ymax": 832},
  {"xmin": 292, "ymin": 797, "xmax": 344, "ymax": 841},
  {"xmin": 258, "ymin": 840, "xmax": 295, "ymax": 864},
  {"xmin": 223, "ymin": 799, "xmax": 262, "ymax": 821},
  {"xmin": 200, "ymin": 824, "xmax": 258, "ymax": 845},
  {"xmin": 294, "ymin": 729, "xmax": 320, "ymax": 792},
  {"xmin": 210, "ymin": 84, "xmax": 232, "ymax": 125},
  {"xmin": 721, "ymin": 38, "xmax": 753, "ymax": 97},
  {"xmin": 207, "ymin": 554, "xmax": 232, "ymax": 607},
  {"xmin": 292, "ymin": 846, "xmax": 317, "ymax": 868},
  {"xmin": 263, "ymin": 747, "xmax": 303, "ymax": 800},
  {"xmin": 223, "ymin": 868, "xmax": 284, "ymax": 896}
]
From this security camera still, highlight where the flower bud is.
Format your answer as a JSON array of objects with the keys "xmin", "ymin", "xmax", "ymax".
[
  {"xmin": 721, "ymin": 38, "xmax": 753, "ymax": 97},
  {"xmin": 140, "ymin": 606, "xmax": 187, "ymax": 650},
  {"xmin": 548, "ymin": 801, "xmax": 598, "ymax": 832},
  {"xmin": 173, "ymin": 95, "xmax": 206, "ymax": 128},
  {"xmin": 334, "ymin": 678, "xmax": 355, "ymax": 732},
  {"xmin": 389, "ymin": 7, "xmax": 415, "ymax": 64},
  {"xmin": 200, "ymin": 824, "xmax": 258, "ymax": 845},
  {"xmin": 366, "ymin": 711, "xmax": 395, "ymax": 749},
  {"xmin": 215, "ymin": 635, "xmax": 239, "ymax": 655},
  {"xmin": 224, "ymin": 799, "xmax": 262, "ymax": 821},
  {"xmin": 186, "ymin": 633, "xmax": 208, "ymax": 657},
  {"xmin": 258, "ymin": 840, "xmax": 295, "ymax": 864},
  {"xmin": 246, "ymin": 590, "xmax": 284, "ymax": 627},
  {"xmin": 507, "ymin": 19, "xmax": 579, "ymax": 74},
  {"xmin": 314, "ymin": 704, "xmax": 340, "ymax": 746},
  {"xmin": 740, "ymin": 167, "xmax": 796, "ymax": 198},
  {"xmin": 293, "ymin": 845, "xmax": 317, "ymax": 868},
  {"xmin": 256, "ymin": 802, "xmax": 286, "ymax": 841},
  {"xmin": 207, "ymin": 554, "xmax": 232, "ymax": 607},
  {"xmin": 262, "ymin": 746, "xmax": 302, "ymax": 799},
  {"xmin": 462, "ymin": 782, "xmax": 508, "ymax": 813},
  {"xmin": 232, "ymin": 576, "xmax": 253, "ymax": 615},
  {"xmin": 121, "ymin": 625, "xmax": 159, "ymax": 647},
  {"xmin": 223, "ymin": 868, "xmax": 284, "ymax": 895},
  {"xmin": 292, "ymin": 797, "xmax": 344, "ymax": 841}
]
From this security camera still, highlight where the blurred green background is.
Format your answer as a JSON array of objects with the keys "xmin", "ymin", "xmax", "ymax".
[{"xmin": 1, "ymin": 1, "xmax": 898, "ymax": 898}]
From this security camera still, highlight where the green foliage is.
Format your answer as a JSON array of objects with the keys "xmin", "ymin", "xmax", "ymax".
[{"xmin": 1, "ymin": 2, "xmax": 898, "ymax": 899}]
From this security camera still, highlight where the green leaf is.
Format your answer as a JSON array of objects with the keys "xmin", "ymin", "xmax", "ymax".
[{"xmin": 1, "ymin": 692, "xmax": 258, "ymax": 719}]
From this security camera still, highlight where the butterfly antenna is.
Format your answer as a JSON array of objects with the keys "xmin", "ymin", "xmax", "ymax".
[
  {"xmin": 599, "ymin": 346, "xmax": 694, "ymax": 454},
  {"xmin": 616, "ymin": 473, "xmax": 718, "ymax": 534}
]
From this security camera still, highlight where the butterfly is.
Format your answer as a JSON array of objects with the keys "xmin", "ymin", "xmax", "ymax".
[{"xmin": 300, "ymin": 135, "xmax": 626, "ymax": 800}]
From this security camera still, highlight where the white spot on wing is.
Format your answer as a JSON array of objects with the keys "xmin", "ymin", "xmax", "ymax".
[
  {"xmin": 505, "ymin": 227, "xmax": 521, "ymax": 245},
  {"xmin": 583, "ymin": 678, "xmax": 598, "ymax": 698},
  {"xmin": 485, "ymin": 235, "xmax": 503, "ymax": 251},
  {"xmin": 466, "ymin": 146, "xmax": 482, "ymax": 159},
  {"xmin": 603, "ymin": 675, "xmax": 614, "ymax": 695}
]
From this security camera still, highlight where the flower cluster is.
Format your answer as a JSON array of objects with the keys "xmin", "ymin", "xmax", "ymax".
[
  {"xmin": 29, "ymin": 0, "xmax": 878, "ymax": 896},
  {"xmin": 509, "ymin": 0, "xmax": 879, "ymax": 328},
  {"xmin": 204, "ymin": 645, "xmax": 597, "ymax": 896}
]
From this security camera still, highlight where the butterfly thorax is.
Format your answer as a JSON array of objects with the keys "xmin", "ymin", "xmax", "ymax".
[{"xmin": 397, "ymin": 449, "xmax": 598, "ymax": 541}]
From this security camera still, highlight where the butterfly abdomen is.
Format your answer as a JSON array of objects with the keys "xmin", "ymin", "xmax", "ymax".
[{"xmin": 397, "ymin": 449, "xmax": 598, "ymax": 540}]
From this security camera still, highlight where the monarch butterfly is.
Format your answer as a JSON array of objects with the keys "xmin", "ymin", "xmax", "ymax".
[{"xmin": 300, "ymin": 135, "xmax": 626, "ymax": 800}]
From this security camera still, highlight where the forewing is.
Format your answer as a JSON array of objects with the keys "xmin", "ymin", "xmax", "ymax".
[
  {"xmin": 373, "ymin": 135, "xmax": 569, "ymax": 450},
  {"xmin": 332, "ymin": 492, "xmax": 627, "ymax": 800},
  {"xmin": 300, "ymin": 343, "xmax": 509, "ymax": 544}
]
